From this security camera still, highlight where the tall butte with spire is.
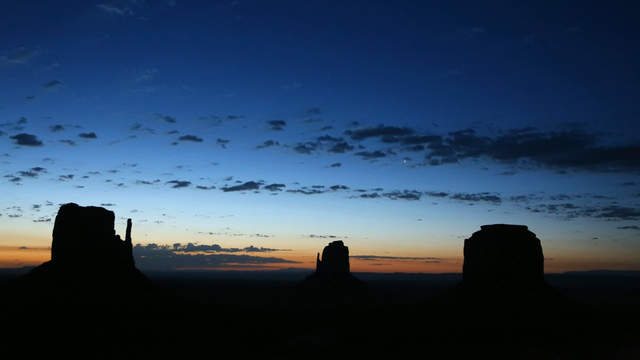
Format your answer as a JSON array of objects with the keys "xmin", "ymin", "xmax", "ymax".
[{"xmin": 24, "ymin": 202, "xmax": 148, "ymax": 291}]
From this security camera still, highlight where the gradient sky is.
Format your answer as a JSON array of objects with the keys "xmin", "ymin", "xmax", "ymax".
[{"xmin": 1, "ymin": 1, "xmax": 639, "ymax": 273}]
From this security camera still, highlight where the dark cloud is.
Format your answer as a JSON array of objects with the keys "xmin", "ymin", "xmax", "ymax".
[
  {"xmin": 10, "ymin": 133, "xmax": 43, "ymax": 146},
  {"xmin": 17, "ymin": 117, "xmax": 27, "ymax": 124},
  {"xmin": 405, "ymin": 145, "xmax": 425, "ymax": 152},
  {"xmin": 400, "ymin": 135, "xmax": 442, "ymax": 145},
  {"xmin": 60, "ymin": 139, "xmax": 76, "ymax": 146},
  {"xmin": 424, "ymin": 127, "xmax": 640, "ymax": 173},
  {"xmin": 50, "ymin": 125, "xmax": 64, "ymax": 132},
  {"xmin": 523, "ymin": 202, "xmax": 640, "ymax": 221},
  {"xmin": 320, "ymin": 126, "xmax": 333, "ymax": 131},
  {"xmin": 18, "ymin": 171, "xmax": 38, "ymax": 178},
  {"xmin": 100, "ymin": 203, "xmax": 116, "ymax": 207},
  {"xmin": 330, "ymin": 185, "xmax": 349, "ymax": 191},
  {"xmin": 264, "ymin": 183, "xmax": 286, "ymax": 191},
  {"xmin": 156, "ymin": 114, "xmax": 177, "ymax": 123},
  {"xmin": 351, "ymin": 255, "xmax": 441, "ymax": 262},
  {"xmin": 621, "ymin": 182, "xmax": 637, "ymax": 186},
  {"xmin": 256, "ymin": 140, "xmax": 280, "ymax": 149},
  {"xmin": 317, "ymin": 135, "xmax": 342, "ymax": 143},
  {"xmin": 222, "ymin": 181, "xmax": 260, "ymax": 192},
  {"xmin": 346, "ymin": 126, "xmax": 414, "ymax": 140},
  {"xmin": 286, "ymin": 189, "xmax": 325, "ymax": 195},
  {"xmin": 383, "ymin": 190, "xmax": 422, "ymax": 201},
  {"xmin": 328, "ymin": 142, "xmax": 354, "ymax": 153},
  {"xmin": 176, "ymin": 243, "xmax": 283, "ymax": 253},
  {"xmin": 425, "ymin": 191, "xmax": 449, "ymax": 198},
  {"xmin": 133, "ymin": 243, "xmax": 297, "ymax": 270},
  {"xmin": 308, "ymin": 234, "xmax": 337, "ymax": 239},
  {"xmin": 355, "ymin": 150, "xmax": 386, "ymax": 159},
  {"xmin": 329, "ymin": 162, "xmax": 342, "ymax": 168},
  {"xmin": 595, "ymin": 206, "xmax": 640, "ymax": 221},
  {"xmin": 78, "ymin": 132, "xmax": 97, "ymax": 139},
  {"xmin": 31, "ymin": 167, "xmax": 46, "ymax": 173},
  {"xmin": 450, "ymin": 192, "xmax": 501, "ymax": 204},
  {"xmin": 360, "ymin": 193, "xmax": 380, "ymax": 199},
  {"xmin": 617, "ymin": 225, "xmax": 640, "ymax": 231},
  {"xmin": 196, "ymin": 185, "xmax": 216, "ymax": 190},
  {"xmin": 166, "ymin": 180, "xmax": 191, "ymax": 188},
  {"xmin": 268, "ymin": 120, "xmax": 286, "ymax": 131},
  {"xmin": 179, "ymin": 135, "xmax": 203, "ymax": 142},
  {"xmin": 216, "ymin": 138, "xmax": 230, "ymax": 148},
  {"xmin": 293, "ymin": 142, "xmax": 317, "ymax": 154},
  {"xmin": 59, "ymin": 174, "xmax": 74, "ymax": 181},
  {"xmin": 42, "ymin": 80, "xmax": 63, "ymax": 89}
]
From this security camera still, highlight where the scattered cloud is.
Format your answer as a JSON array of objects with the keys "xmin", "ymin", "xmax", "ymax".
[
  {"xmin": 346, "ymin": 126, "xmax": 414, "ymax": 140},
  {"xmin": 166, "ymin": 180, "xmax": 191, "ymax": 188},
  {"xmin": 133, "ymin": 243, "xmax": 298, "ymax": 270},
  {"xmin": 328, "ymin": 142, "xmax": 354, "ymax": 153},
  {"xmin": 256, "ymin": 140, "xmax": 280, "ymax": 149},
  {"xmin": 42, "ymin": 80, "xmax": 63, "ymax": 89},
  {"xmin": 60, "ymin": 139, "xmax": 76, "ymax": 146},
  {"xmin": 383, "ymin": 190, "xmax": 422, "ymax": 201},
  {"xmin": 195, "ymin": 185, "xmax": 216, "ymax": 190},
  {"xmin": 216, "ymin": 138, "xmax": 230, "ymax": 148},
  {"xmin": 264, "ymin": 183, "xmax": 286, "ymax": 191},
  {"xmin": 78, "ymin": 132, "xmax": 97, "ymax": 139},
  {"xmin": 179, "ymin": 135, "xmax": 203, "ymax": 142},
  {"xmin": 617, "ymin": 225, "xmax": 640, "ymax": 231},
  {"xmin": 222, "ymin": 181, "xmax": 261, "ymax": 192},
  {"xmin": 268, "ymin": 120, "xmax": 286, "ymax": 131},
  {"xmin": 10, "ymin": 133, "xmax": 43, "ymax": 146},
  {"xmin": 355, "ymin": 150, "xmax": 386, "ymax": 160},
  {"xmin": 156, "ymin": 114, "xmax": 177, "ymax": 123},
  {"xmin": 450, "ymin": 192, "xmax": 502, "ymax": 204},
  {"xmin": 293, "ymin": 142, "xmax": 318, "ymax": 154},
  {"xmin": 50, "ymin": 125, "xmax": 64, "ymax": 132}
]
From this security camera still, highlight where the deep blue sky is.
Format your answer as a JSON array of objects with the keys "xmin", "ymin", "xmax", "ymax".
[{"xmin": 1, "ymin": 1, "xmax": 639, "ymax": 272}]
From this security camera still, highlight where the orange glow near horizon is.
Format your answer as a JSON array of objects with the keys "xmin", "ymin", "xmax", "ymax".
[
  {"xmin": 0, "ymin": 246, "xmax": 50, "ymax": 268},
  {"xmin": 2, "ymin": 245, "xmax": 637, "ymax": 273}
]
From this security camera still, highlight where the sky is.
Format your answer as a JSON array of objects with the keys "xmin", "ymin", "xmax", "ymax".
[{"xmin": 1, "ymin": 0, "xmax": 639, "ymax": 273}]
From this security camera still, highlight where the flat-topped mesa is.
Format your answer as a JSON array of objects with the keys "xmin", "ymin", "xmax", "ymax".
[
  {"xmin": 51, "ymin": 203, "xmax": 134, "ymax": 269},
  {"xmin": 316, "ymin": 240, "xmax": 350, "ymax": 276},
  {"xmin": 463, "ymin": 224, "xmax": 544, "ymax": 289}
]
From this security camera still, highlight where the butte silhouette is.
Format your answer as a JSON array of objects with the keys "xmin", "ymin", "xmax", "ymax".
[
  {"xmin": 451, "ymin": 224, "xmax": 564, "ymax": 327},
  {"xmin": 19, "ymin": 202, "xmax": 149, "ymax": 299},
  {"xmin": 300, "ymin": 240, "xmax": 364, "ymax": 298}
]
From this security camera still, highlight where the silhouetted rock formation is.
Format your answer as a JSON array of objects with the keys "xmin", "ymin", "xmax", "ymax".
[
  {"xmin": 446, "ymin": 224, "xmax": 566, "ymax": 329},
  {"xmin": 21, "ymin": 203, "xmax": 149, "ymax": 294},
  {"xmin": 315, "ymin": 240, "xmax": 350, "ymax": 276},
  {"xmin": 463, "ymin": 224, "xmax": 544, "ymax": 290},
  {"xmin": 52, "ymin": 203, "xmax": 135, "ymax": 268},
  {"xmin": 300, "ymin": 241, "xmax": 364, "ymax": 301}
]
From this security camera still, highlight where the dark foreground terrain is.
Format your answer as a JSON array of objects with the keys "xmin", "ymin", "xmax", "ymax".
[{"xmin": 1, "ymin": 269, "xmax": 639, "ymax": 359}]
